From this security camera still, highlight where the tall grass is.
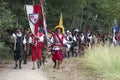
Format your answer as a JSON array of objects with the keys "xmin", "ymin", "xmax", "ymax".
[{"xmin": 85, "ymin": 44, "xmax": 120, "ymax": 80}]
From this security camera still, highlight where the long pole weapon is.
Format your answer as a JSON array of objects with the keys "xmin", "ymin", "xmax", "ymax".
[
  {"xmin": 40, "ymin": 0, "xmax": 49, "ymax": 47},
  {"xmin": 40, "ymin": 0, "xmax": 48, "ymax": 36}
]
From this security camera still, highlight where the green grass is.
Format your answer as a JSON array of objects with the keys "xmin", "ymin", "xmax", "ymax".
[{"xmin": 84, "ymin": 44, "xmax": 120, "ymax": 80}]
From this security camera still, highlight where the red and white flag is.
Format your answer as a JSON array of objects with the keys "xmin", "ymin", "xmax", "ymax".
[{"xmin": 26, "ymin": 5, "xmax": 42, "ymax": 35}]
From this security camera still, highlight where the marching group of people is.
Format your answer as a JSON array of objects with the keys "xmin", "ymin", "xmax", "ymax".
[{"xmin": 11, "ymin": 19, "xmax": 120, "ymax": 70}]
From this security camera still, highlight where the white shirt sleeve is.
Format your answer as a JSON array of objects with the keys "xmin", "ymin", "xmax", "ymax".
[
  {"xmin": 23, "ymin": 37, "xmax": 26, "ymax": 44},
  {"xmin": 29, "ymin": 37, "xmax": 32, "ymax": 44},
  {"xmin": 11, "ymin": 33, "xmax": 16, "ymax": 40},
  {"xmin": 50, "ymin": 36, "xmax": 54, "ymax": 43},
  {"xmin": 12, "ymin": 33, "xmax": 17, "ymax": 40},
  {"xmin": 63, "ymin": 38, "xmax": 68, "ymax": 45},
  {"xmin": 73, "ymin": 36, "xmax": 76, "ymax": 42},
  {"xmin": 39, "ymin": 35, "xmax": 44, "ymax": 42},
  {"xmin": 113, "ymin": 37, "xmax": 116, "ymax": 44},
  {"xmin": 12, "ymin": 33, "xmax": 16, "ymax": 38}
]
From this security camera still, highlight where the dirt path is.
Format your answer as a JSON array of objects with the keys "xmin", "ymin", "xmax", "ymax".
[
  {"xmin": 0, "ymin": 62, "xmax": 48, "ymax": 80},
  {"xmin": 0, "ymin": 57, "xmax": 102, "ymax": 80}
]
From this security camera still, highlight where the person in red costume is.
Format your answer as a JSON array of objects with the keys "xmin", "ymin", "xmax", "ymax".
[
  {"xmin": 29, "ymin": 29, "xmax": 44, "ymax": 70},
  {"xmin": 50, "ymin": 28, "xmax": 67, "ymax": 69},
  {"xmin": 49, "ymin": 14, "xmax": 67, "ymax": 69},
  {"xmin": 35, "ymin": 29, "xmax": 44, "ymax": 68}
]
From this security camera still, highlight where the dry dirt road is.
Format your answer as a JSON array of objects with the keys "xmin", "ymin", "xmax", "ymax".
[
  {"xmin": 0, "ymin": 57, "xmax": 102, "ymax": 80},
  {"xmin": 0, "ymin": 62, "xmax": 48, "ymax": 80}
]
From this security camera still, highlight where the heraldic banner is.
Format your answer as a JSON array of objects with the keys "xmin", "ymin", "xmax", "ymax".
[{"xmin": 26, "ymin": 5, "xmax": 42, "ymax": 35}]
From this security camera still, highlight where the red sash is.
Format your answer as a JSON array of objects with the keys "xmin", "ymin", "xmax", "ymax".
[{"xmin": 54, "ymin": 33, "xmax": 64, "ymax": 46}]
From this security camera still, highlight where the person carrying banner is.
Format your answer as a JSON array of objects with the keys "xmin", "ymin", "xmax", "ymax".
[
  {"xmin": 35, "ymin": 28, "xmax": 44, "ymax": 68},
  {"xmin": 29, "ymin": 28, "xmax": 44, "ymax": 70}
]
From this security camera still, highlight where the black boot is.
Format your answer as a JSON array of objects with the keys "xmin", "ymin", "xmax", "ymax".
[
  {"xmin": 53, "ymin": 60, "xmax": 56, "ymax": 69},
  {"xmin": 37, "ymin": 62, "xmax": 40, "ymax": 69},
  {"xmin": 75, "ymin": 52, "xmax": 78, "ymax": 57},
  {"xmin": 37, "ymin": 60, "xmax": 41, "ymax": 69},
  {"xmin": 42, "ymin": 57, "xmax": 45, "ymax": 66},
  {"xmin": 23, "ymin": 53, "xmax": 27, "ymax": 64},
  {"xmin": 68, "ymin": 52, "xmax": 70, "ymax": 59},
  {"xmin": 40, "ymin": 60, "xmax": 42, "ymax": 66},
  {"xmin": 19, "ymin": 60, "xmax": 22, "ymax": 69},
  {"xmin": 14, "ymin": 64, "xmax": 18, "ymax": 69}
]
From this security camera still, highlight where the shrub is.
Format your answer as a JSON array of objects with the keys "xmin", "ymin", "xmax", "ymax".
[
  {"xmin": 0, "ymin": 42, "xmax": 13, "ymax": 63},
  {"xmin": 85, "ymin": 44, "xmax": 120, "ymax": 80}
]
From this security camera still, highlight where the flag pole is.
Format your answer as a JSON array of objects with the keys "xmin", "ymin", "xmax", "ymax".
[
  {"xmin": 40, "ymin": 0, "xmax": 48, "ymax": 46},
  {"xmin": 32, "ymin": 0, "xmax": 35, "ymax": 5},
  {"xmin": 40, "ymin": 0, "xmax": 48, "ymax": 36}
]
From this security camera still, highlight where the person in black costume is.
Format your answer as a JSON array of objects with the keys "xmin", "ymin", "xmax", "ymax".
[{"xmin": 13, "ymin": 28, "xmax": 26, "ymax": 69}]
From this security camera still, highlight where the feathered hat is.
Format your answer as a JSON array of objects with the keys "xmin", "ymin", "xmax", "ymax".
[{"xmin": 54, "ymin": 14, "xmax": 65, "ymax": 34}]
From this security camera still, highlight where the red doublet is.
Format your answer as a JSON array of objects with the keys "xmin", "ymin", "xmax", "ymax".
[
  {"xmin": 30, "ymin": 33, "xmax": 44, "ymax": 61},
  {"xmin": 36, "ymin": 33, "xmax": 44, "ymax": 60}
]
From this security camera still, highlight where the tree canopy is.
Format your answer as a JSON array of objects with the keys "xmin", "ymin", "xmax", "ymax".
[{"xmin": 1, "ymin": 0, "xmax": 120, "ymax": 34}]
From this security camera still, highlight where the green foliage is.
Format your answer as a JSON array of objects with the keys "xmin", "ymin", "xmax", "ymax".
[
  {"xmin": 0, "ymin": 2, "xmax": 15, "ymax": 62},
  {"xmin": 0, "ymin": 1, "xmax": 17, "ymax": 46},
  {"xmin": 85, "ymin": 45, "xmax": 120, "ymax": 80},
  {"xmin": 0, "ymin": 2, "xmax": 16, "ymax": 32},
  {"xmin": 2, "ymin": 0, "xmax": 120, "ymax": 32},
  {"xmin": 46, "ymin": 0, "xmax": 120, "ymax": 33},
  {"xmin": 0, "ymin": 42, "xmax": 13, "ymax": 62},
  {"xmin": 46, "ymin": 0, "xmax": 83, "ymax": 30}
]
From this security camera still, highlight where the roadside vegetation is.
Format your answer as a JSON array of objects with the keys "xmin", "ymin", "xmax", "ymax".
[{"xmin": 85, "ymin": 44, "xmax": 120, "ymax": 80}]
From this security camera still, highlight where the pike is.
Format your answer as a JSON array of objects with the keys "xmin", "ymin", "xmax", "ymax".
[
  {"xmin": 40, "ymin": 0, "xmax": 48, "ymax": 37},
  {"xmin": 39, "ymin": 0, "xmax": 49, "ymax": 46}
]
